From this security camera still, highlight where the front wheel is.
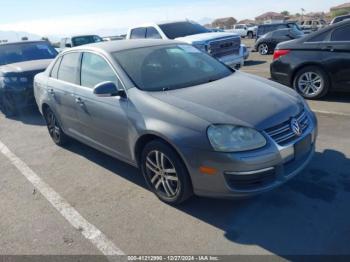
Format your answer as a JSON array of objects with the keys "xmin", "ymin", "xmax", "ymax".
[
  {"xmin": 258, "ymin": 43, "xmax": 269, "ymax": 55},
  {"xmin": 44, "ymin": 107, "xmax": 69, "ymax": 146},
  {"xmin": 247, "ymin": 31, "xmax": 254, "ymax": 39},
  {"xmin": 141, "ymin": 140, "xmax": 193, "ymax": 205},
  {"xmin": 293, "ymin": 66, "xmax": 329, "ymax": 99},
  {"xmin": 0, "ymin": 92, "xmax": 17, "ymax": 117}
]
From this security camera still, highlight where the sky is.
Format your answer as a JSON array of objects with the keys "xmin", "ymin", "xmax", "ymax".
[{"xmin": 0, "ymin": 0, "xmax": 346, "ymax": 37}]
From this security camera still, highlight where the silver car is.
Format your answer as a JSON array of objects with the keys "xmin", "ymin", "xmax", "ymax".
[{"xmin": 34, "ymin": 40, "xmax": 317, "ymax": 204}]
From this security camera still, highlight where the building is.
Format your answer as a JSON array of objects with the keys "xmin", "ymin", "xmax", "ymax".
[
  {"xmin": 255, "ymin": 12, "xmax": 286, "ymax": 24},
  {"xmin": 211, "ymin": 17, "xmax": 237, "ymax": 29},
  {"xmin": 237, "ymin": 19, "xmax": 255, "ymax": 25},
  {"xmin": 330, "ymin": 2, "xmax": 350, "ymax": 16}
]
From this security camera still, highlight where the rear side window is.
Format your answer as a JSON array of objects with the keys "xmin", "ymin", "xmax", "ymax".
[
  {"xmin": 80, "ymin": 52, "xmax": 119, "ymax": 88},
  {"xmin": 130, "ymin": 28, "xmax": 146, "ymax": 39},
  {"xmin": 331, "ymin": 25, "xmax": 350, "ymax": 41},
  {"xmin": 146, "ymin": 27, "xmax": 161, "ymax": 39},
  {"xmin": 57, "ymin": 52, "xmax": 81, "ymax": 84},
  {"xmin": 50, "ymin": 56, "xmax": 62, "ymax": 78},
  {"xmin": 273, "ymin": 29, "xmax": 288, "ymax": 37}
]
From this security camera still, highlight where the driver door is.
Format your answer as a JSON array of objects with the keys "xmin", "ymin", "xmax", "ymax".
[{"xmin": 74, "ymin": 52, "xmax": 130, "ymax": 160}]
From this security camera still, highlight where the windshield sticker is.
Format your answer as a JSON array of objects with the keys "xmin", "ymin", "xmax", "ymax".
[{"xmin": 178, "ymin": 45, "xmax": 201, "ymax": 53}]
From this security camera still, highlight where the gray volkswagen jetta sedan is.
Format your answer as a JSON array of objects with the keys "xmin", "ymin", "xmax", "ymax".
[{"xmin": 34, "ymin": 40, "xmax": 317, "ymax": 204}]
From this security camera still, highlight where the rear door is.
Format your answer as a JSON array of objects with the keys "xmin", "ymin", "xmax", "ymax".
[
  {"xmin": 321, "ymin": 24, "xmax": 350, "ymax": 90},
  {"xmin": 46, "ymin": 52, "xmax": 81, "ymax": 134},
  {"xmin": 74, "ymin": 52, "xmax": 130, "ymax": 160}
]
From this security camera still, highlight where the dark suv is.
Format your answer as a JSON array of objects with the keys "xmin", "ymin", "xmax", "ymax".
[
  {"xmin": 256, "ymin": 22, "xmax": 301, "ymax": 39},
  {"xmin": 0, "ymin": 41, "xmax": 57, "ymax": 116}
]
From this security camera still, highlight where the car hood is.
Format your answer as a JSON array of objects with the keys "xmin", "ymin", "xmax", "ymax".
[
  {"xmin": 148, "ymin": 72, "xmax": 303, "ymax": 130},
  {"xmin": 175, "ymin": 32, "xmax": 239, "ymax": 43},
  {"xmin": 0, "ymin": 59, "xmax": 53, "ymax": 74}
]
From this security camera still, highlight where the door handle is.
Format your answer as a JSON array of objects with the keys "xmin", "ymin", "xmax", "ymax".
[
  {"xmin": 75, "ymin": 97, "xmax": 84, "ymax": 106},
  {"xmin": 323, "ymin": 46, "xmax": 335, "ymax": 52}
]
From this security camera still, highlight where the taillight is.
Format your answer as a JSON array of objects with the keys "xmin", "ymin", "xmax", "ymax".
[{"xmin": 273, "ymin": 49, "xmax": 290, "ymax": 61}]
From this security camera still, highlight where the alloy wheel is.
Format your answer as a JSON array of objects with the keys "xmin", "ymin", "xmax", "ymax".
[
  {"xmin": 45, "ymin": 109, "xmax": 61, "ymax": 143},
  {"xmin": 297, "ymin": 72, "xmax": 324, "ymax": 98},
  {"xmin": 145, "ymin": 150, "xmax": 180, "ymax": 198},
  {"xmin": 258, "ymin": 43, "xmax": 269, "ymax": 55}
]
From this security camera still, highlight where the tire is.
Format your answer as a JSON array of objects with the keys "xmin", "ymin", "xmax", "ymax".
[
  {"xmin": 141, "ymin": 140, "xmax": 193, "ymax": 205},
  {"xmin": 0, "ymin": 92, "xmax": 17, "ymax": 117},
  {"xmin": 247, "ymin": 31, "xmax": 254, "ymax": 39},
  {"xmin": 43, "ymin": 107, "xmax": 69, "ymax": 146},
  {"xmin": 293, "ymin": 66, "xmax": 330, "ymax": 99},
  {"xmin": 258, "ymin": 43, "xmax": 269, "ymax": 55}
]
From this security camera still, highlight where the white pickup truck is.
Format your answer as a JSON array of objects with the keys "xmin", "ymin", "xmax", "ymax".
[{"xmin": 126, "ymin": 21, "xmax": 249, "ymax": 68}]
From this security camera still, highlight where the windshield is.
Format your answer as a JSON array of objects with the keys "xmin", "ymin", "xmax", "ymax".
[
  {"xmin": 0, "ymin": 42, "xmax": 57, "ymax": 66},
  {"xmin": 159, "ymin": 22, "xmax": 210, "ymax": 39},
  {"xmin": 72, "ymin": 35, "xmax": 102, "ymax": 46},
  {"xmin": 113, "ymin": 44, "xmax": 233, "ymax": 91}
]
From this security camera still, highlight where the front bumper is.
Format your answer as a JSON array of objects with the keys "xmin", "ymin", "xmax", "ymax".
[{"xmin": 181, "ymin": 111, "xmax": 317, "ymax": 198}]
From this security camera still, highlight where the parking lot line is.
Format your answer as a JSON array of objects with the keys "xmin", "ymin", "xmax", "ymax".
[{"xmin": 0, "ymin": 139, "xmax": 125, "ymax": 257}]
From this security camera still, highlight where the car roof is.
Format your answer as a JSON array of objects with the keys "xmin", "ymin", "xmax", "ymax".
[
  {"xmin": 258, "ymin": 22, "xmax": 295, "ymax": 27},
  {"xmin": 0, "ymin": 40, "xmax": 48, "ymax": 46},
  {"xmin": 65, "ymin": 39, "xmax": 183, "ymax": 54}
]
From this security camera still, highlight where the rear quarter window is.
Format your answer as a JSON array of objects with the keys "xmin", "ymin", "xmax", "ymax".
[
  {"xmin": 130, "ymin": 28, "xmax": 146, "ymax": 39},
  {"xmin": 57, "ymin": 52, "xmax": 81, "ymax": 84},
  {"xmin": 331, "ymin": 25, "xmax": 350, "ymax": 41}
]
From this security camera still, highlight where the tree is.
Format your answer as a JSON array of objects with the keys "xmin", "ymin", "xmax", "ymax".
[{"xmin": 281, "ymin": 11, "xmax": 290, "ymax": 16}]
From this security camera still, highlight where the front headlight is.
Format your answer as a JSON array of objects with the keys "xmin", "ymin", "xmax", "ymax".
[{"xmin": 207, "ymin": 125, "xmax": 267, "ymax": 152}]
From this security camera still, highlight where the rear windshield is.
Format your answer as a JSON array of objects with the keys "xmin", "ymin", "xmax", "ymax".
[
  {"xmin": 159, "ymin": 22, "xmax": 210, "ymax": 39},
  {"xmin": 72, "ymin": 35, "xmax": 102, "ymax": 46},
  {"xmin": 113, "ymin": 44, "xmax": 233, "ymax": 91},
  {"xmin": 0, "ymin": 42, "xmax": 57, "ymax": 66}
]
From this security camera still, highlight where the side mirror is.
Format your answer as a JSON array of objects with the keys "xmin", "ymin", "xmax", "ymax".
[
  {"xmin": 65, "ymin": 43, "xmax": 72, "ymax": 48},
  {"xmin": 93, "ymin": 81, "xmax": 125, "ymax": 97}
]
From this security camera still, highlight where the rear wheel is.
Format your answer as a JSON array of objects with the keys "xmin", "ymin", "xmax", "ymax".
[
  {"xmin": 44, "ymin": 107, "xmax": 69, "ymax": 146},
  {"xmin": 141, "ymin": 140, "xmax": 193, "ymax": 205},
  {"xmin": 0, "ymin": 92, "xmax": 17, "ymax": 117},
  {"xmin": 258, "ymin": 43, "xmax": 269, "ymax": 55},
  {"xmin": 293, "ymin": 66, "xmax": 329, "ymax": 99}
]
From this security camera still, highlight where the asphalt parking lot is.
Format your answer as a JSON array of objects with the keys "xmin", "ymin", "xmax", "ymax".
[{"xmin": 1, "ymin": 40, "xmax": 350, "ymax": 259}]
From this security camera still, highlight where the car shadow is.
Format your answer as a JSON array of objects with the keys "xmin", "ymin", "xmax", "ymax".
[
  {"xmin": 244, "ymin": 60, "xmax": 267, "ymax": 66},
  {"xmin": 319, "ymin": 92, "xmax": 350, "ymax": 103},
  {"xmin": 62, "ymin": 138, "xmax": 350, "ymax": 256},
  {"xmin": 1, "ymin": 106, "xmax": 46, "ymax": 126}
]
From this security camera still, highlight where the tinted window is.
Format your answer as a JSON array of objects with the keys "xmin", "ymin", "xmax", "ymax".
[
  {"xmin": 159, "ymin": 22, "xmax": 210, "ymax": 39},
  {"xmin": 146, "ymin": 27, "xmax": 161, "ymax": 39},
  {"xmin": 81, "ymin": 53, "xmax": 119, "ymax": 88},
  {"xmin": 71, "ymin": 35, "xmax": 102, "ymax": 46},
  {"xmin": 130, "ymin": 28, "xmax": 146, "ymax": 39},
  {"xmin": 273, "ymin": 29, "xmax": 289, "ymax": 37},
  {"xmin": 0, "ymin": 42, "xmax": 57, "ymax": 66},
  {"xmin": 57, "ymin": 52, "xmax": 81, "ymax": 84},
  {"xmin": 331, "ymin": 25, "xmax": 350, "ymax": 41},
  {"xmin": 307, "ymin": 30, "xmax": 330, "ymax": 42},
  {"xmin": 50, "ymin": 56, "xmax": 62, "ymax": 78},
  {"xmin": 113, "ymin": 44, "xmax": 232, "ymax": 91}
]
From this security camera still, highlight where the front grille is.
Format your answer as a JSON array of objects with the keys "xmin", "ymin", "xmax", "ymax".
[
  {"xmin": 265, "ymin": 110, "xmax": 309, "ymax": 146},
  {"xmin": 208, "ymin": 37, "xmax": 240, "ymax": 58}
]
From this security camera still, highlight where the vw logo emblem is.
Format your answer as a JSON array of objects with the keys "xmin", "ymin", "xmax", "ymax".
[{"xmin": 291, "ymin": 118, "xmax": 302, "ymax": 136}]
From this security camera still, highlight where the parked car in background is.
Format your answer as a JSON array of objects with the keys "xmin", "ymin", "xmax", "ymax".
[
  {"xmin": 300, "ymin": 19, "xmax": 327, "ymax": 34},
  {"xmin": 330, "ymin": 14, "xmax": 350, "ymax": 24},
  {"xmin": 255, "ymin": 28, "xmax": 304, "ymax": 55},
  {"xmin": 59, "ymin": 35, "xmax": 103, "ymax": 51},
  {"xmin": 0, "ymin": 41, "xmax": 57, "ymax": 116},
  {"xmin": 126, "ymin": 21, "xmax": 247, "ymax": 68},
  {"xmin": 256, "ymin": 22, "xmax": 302, "ymax": 39},
  {"xmin": 271, "ymin": 20, "xmax": 350, "ymax": 99},
  {"xmin": 34, "ymin": 40, "xmax": 317, "ymax": 204},
  {"xmin": 227, "ymin": 24, "xmax": 257, "ymax": 39}
]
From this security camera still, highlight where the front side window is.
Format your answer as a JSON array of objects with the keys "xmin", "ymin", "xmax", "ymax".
[
  {"xmin": 0, "ymin": 42, "xmax": 57, "ymax": 66},
  {"xmin": 331, "ymin": 25, "xmax": 350, "ymax": 41},
  {"xmin": 159, "ymin": 22, "xmax": 210, "ymax": 39},
  {"xmin": 57, "ymin": 52, "xmax": 81, "ymax": 84},
  {"xmin": 130, "ymin": 28, "xmax": 146, "ymax": 39},
  {"xmin": 113, "ymin": 44, "xmax": 232, "ymax": 92},
  {"xmin": 80, "ymin": 52, "xmax": 119, "ymax": 88}
]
